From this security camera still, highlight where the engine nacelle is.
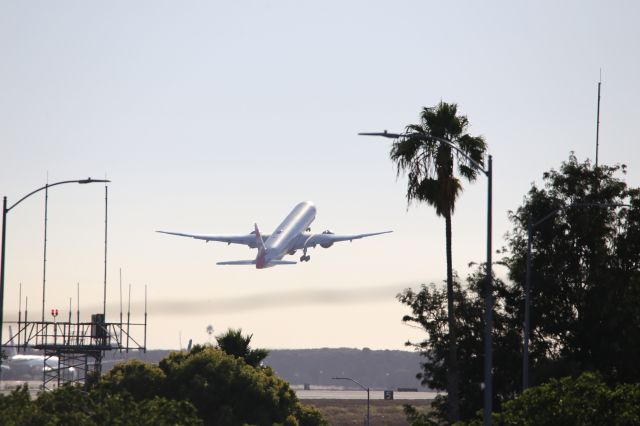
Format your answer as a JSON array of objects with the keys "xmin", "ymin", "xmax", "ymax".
[{"xmin": 320, "ymin": 230, "xmax": 334, "ymax": 248}]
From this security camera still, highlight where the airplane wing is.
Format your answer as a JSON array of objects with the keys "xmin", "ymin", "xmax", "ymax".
[
  {"xmin": 217, "ymin": 259, "xmax": 297, "ymax": 266},
  {"xmin": 295, "ymin": 230, "xmax": 393, "ymax": 249},
  {"xmin": 156, "ymin": 231, "xmax": 268, "ymax": 248}
]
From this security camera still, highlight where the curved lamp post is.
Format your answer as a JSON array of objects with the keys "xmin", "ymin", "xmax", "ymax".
[
  {"xmin": 333, "ymin": 376, "xmax": 370, "ymax": 425},
  {"xmin": 522, "ymin": 202, "xmax": 631, "ymax": 391},
  {"xmin": 359, "ymin": 130, "xmax": 494, "ymax": 425},
  {"xmin": 0, "ymin": 178, "xmax": 109, "ymax": 375}
]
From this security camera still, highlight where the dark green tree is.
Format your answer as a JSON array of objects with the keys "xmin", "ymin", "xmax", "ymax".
[
  {"xmin": 489, "ymin": 372, "xmax": 640, "ymax": 426},
  {"xmin": 505, "ymin": 155, "xmax": 640, "ymax": 386},
  {"xmin": 90, "ymin": 336, "xmax": 325, "ymax": 425},
  {"xmin": 0, "ymin": 383, "xmax": 202, "ymax": 426},
  {"xmin": 96, "ymin": 359, "xmax": 166, "ymax": 401},
  {"xmin": 399, "ymin": 155, "xmax": 640, "ymax": 422},
  {"xmin": 160, "ymin": 346, "xmax": 325, "ymax": 426},
  {"xmin": 0, "ymin": 333, "xmax": 325, "ymax": 425},
  {"xmin": 391, "ymin": 101, "xmax": 487, "ymax": 423},
  {"xmin": 0, "ymin": 384, "xmax": 47, "ymax": 425},
  {"xmin": 215, "ymin": 327, "xmax": 269, "ymax": 368},
  {"xmin": 398, "ymin": 270, "xmax": 520, "ymax": 422}
]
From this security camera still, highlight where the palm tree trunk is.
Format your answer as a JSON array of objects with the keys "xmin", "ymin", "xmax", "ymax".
[{"xmin": 445, "ymin": 210, "xmax": 460, "ymax": 422}]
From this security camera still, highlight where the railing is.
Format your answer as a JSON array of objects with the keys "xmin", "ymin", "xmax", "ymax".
[{"xmin": 4, "ymin": 320, "xmax": 146, "ymax": 352}]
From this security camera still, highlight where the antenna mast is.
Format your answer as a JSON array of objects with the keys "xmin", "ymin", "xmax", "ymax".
[
  {"xmin": 42, "ymin": 182, "xmax": 49, "ymax": 322},
  {"xmin": 595, "ymin": 70, "xmax": 602, "ymax": 167},
  {"xmin": 103, "ymin": 184, "xmax": 108, "ymax": 317},
  {"xmin": 144, "ymin": 284, "xmax": 147, "ymax": 354},
  {"xmin": 119, "ymin": 268, "xmax": 123, "ymax": 352},
  {"xmin": 126, "ymin": 284, "xmax": 131, "ymax": 352},
  {"xmin": 76, "ymin": 283, "xmax": 80, "ymax": 346},
  {"xmin": 17, "ymin": 283, "xmax": 21, "ymax": 350}
]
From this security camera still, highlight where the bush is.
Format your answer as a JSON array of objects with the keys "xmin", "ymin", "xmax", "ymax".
[
  {"xmin": 458, "ymin": 372, "xmax": 640, "ymax": 426},
  {"xmin": 0, "ymin": 384, "xmax": 202, "ymax": 426},
  {"xmin": 2, "ymin": 333, "xmax": 326, "ymax": 425}
]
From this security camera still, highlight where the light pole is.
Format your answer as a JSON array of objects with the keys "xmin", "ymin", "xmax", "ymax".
[
  {"xmin": 0, "ymin": 178, "xmax": 109, "ymax": 376},
  {"xmin": 333, "ymin": 376, "xmax": 370, "ymax": 426},
  {"xmin": 360, "ymin": 131, "xmax": 494, "ymax": 425},
  {"xmin": 522, "ymin": 202, "xmax": 630, "ymax": 391}
]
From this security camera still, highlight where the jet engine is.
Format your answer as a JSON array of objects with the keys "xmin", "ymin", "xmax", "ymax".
[{"xmin": 320, "ymin": 230, "xmax": 334, "ymax": 248}]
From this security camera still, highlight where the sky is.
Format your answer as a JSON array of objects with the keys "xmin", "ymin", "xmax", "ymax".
[{"xmin": 1, "ymin": 1, "xmax": 638, "ymax": 351}]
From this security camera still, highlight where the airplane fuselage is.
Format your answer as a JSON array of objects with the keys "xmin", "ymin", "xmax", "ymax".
[
  {"xmin": 3, "ymin": 354, "xmax": 57, "ymax": 377},
  {"xmin": 260, "ymin": 201, "xmax": 316, "ymax": 268}
]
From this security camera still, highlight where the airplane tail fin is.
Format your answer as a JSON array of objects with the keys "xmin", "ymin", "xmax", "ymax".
[{"xmin": 254, "ymin": 223, "xmax": 266, "ymax": 255}]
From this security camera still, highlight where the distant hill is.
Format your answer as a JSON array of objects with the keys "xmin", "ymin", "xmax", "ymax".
[
  {"xmin": 264, "ymin": 348, "xmax": 424, "ymax": 390},
  {"xmin": 103, "ymin": 347, "xmax": 425, "ymax": 391}
]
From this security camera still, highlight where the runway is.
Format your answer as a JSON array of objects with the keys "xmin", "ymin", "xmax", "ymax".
[{"xmin": 294, "ymin": 389, "xmax": 437, "ymax": 400}]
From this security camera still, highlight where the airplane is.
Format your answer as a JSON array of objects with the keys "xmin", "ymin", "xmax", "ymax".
[
  {"xmin": 157, "ymin": 201, "xmax": 392, "ymax": 269},
  {"xmin": 2, "ymin": 327, "xmax": 57, "ymax": 378},
  {"xmin": 2, "ymin": 351, "xmax": 57, "ymax": 378}
]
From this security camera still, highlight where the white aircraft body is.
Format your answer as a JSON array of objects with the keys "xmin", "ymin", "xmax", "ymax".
[
  {"xmin": 3, "ymin": 353, "xmax": 57, "ymax": 374},
  {"xmin": 158, "ymin": 201, "xmax": 392, "ymax": 269},
  {"xmin": 2, "ymin": 327, "xmax": 57, "ymax": 377}
]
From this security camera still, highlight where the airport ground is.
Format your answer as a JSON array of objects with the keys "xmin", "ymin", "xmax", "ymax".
[
  {"xmin": 1, "ymin": 380, "xmax": 435, "ymax": 425},
  {"xmin": 302, "ymin": 399, "xmax": 433, "ymax": 426}
]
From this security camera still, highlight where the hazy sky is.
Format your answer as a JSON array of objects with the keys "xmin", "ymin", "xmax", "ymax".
[{"xmin": 1, "ymin": 1, "xmax": 638, "ymax": 351}]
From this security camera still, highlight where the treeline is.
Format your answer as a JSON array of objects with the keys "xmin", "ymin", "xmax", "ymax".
[
  {"xmin": 399, "ymin": 155, "xmax": 640, "ymax": 423},
  {"xmin": 0, "ymin": 330, "xmax": 327, "ymax": 426},
  {"xmin": 104, "ymin": 347, "xmax": 424, "ymax": 390}
]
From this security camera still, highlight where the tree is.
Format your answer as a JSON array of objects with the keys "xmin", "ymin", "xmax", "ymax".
[
  {"xmin": 97, "ymin": 359, "xmax": 167, "ymax": 401},
  {"xmin": 391, "ymin": 101, "xmax": 487, "ymax": 422},
  {"xmin": 206, "ymin": 324, "xmax": 214, "ymax": 343},
  {"xmin": 215, "ymin": 327, "xmax": 269, "ymax": 368},
  {"xmin": 398, "ymin": 269, "xmax": 521, "ymax": 422},
  {"xmin": 0, "ymin": 384, "xmax": 43, "ymax": 425},
  {"xmin": 93, "ymin": 346, "xmax": 325, "ymax": 425},
  {"xmin": 399, "ymin": 155, "xmax": 640, "ymax": 422},
  {"xmin": 160, "ymin": 346, "xmax": 326, "ymax": 425},
  {"xmin": 0, "ymin": 383, "xmax": 202, "ymax": 426},
  {"xmin": 488, "ymin": 372, "xmax": 640, "ymax": 426},
  {"xmin": 0, "ymin": 332, "xmax": 326, "ymax": 425},
  {"xmin": 504, "ymin": 155, "xmax": 640, "ymax": 386}
]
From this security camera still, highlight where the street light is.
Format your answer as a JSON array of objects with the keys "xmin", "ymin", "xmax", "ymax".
[
  {"xmin": 522, "ymin": 202, "xmax": 631, "ymax": 391},
  {"xmin": 0, "ymin": 177, "xmax": 109, "ymax": 375},
  {"xmin": 332, "ymin": 376, "xmax": 370, "ymax": 426},
  {"xmin": 360, "ymin": 131, "xmax": 494, "ymax": 425}
]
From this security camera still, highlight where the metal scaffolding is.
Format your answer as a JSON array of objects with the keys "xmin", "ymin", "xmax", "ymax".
[{"xmin": 4, "ymin": 311, "xmax": 146, "ymax": 390}]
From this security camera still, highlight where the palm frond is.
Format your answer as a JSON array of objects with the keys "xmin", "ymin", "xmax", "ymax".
[
  {"xmin": 456, "ymin": 134, "xmax": 487, "ymax": 181},
  {"xmin": 390, "ymin": 137, "xmax": 424, "ymax": 176},
  {"xmin": 389, "ymin": 101, "xmax": 487, "ymax": 214}
]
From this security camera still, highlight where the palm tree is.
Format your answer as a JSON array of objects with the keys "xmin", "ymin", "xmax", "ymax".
[
  {"xmin": 215, "ymin": 328, "xmax": 269, "ymax": 368},
  {"xmin": 206, "ymin": 324, "xmax": 214, "ymax": 344},
  {"xmin": 391, "ymin": 101, "xmax": 486, "ymax": 422}
]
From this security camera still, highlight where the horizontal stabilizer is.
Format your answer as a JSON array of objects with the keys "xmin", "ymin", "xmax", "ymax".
[
  {"xmin": 217, "ymin": 260, "xmax": 256, "ymax": 265},
  {"xmin": 216, "ymin": 259, "xmax": 297, "ymax": 266},
  {"xmin": 268, "ymin": 260, "xmax": 297, "ymax": 265}
]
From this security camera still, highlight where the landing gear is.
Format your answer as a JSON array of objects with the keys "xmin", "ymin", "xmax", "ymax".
[{"xmin": 300, "ymin": 248, "xmax": 310, "ymax": 262}]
